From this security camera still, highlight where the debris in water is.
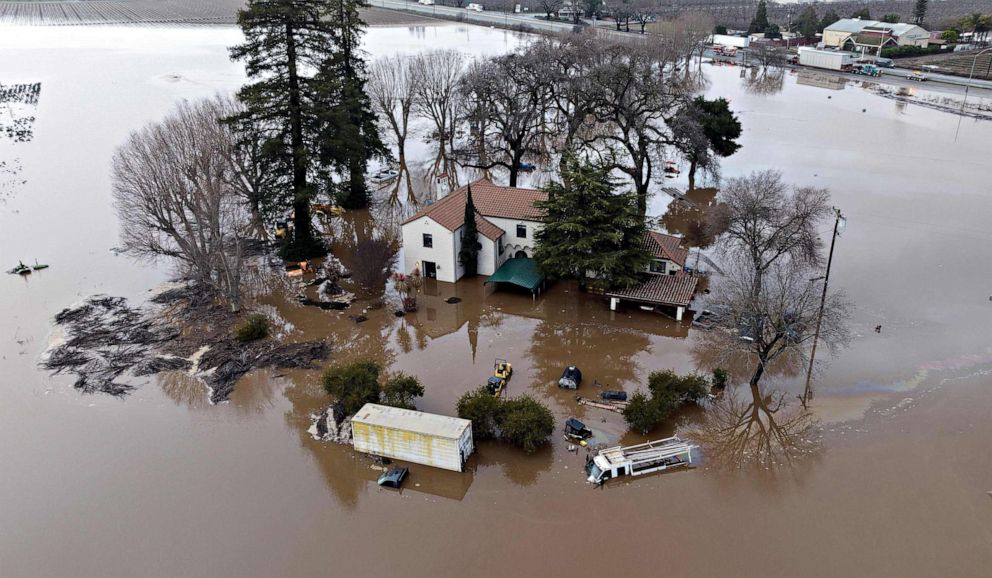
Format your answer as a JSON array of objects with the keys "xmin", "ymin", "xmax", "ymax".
[{"xmin": 42, "ymin": 287, "xmax": 330, "ymax": 403}]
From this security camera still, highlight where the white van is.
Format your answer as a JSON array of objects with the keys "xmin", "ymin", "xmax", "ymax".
[
  {"xmin": 418, "ymin": 0, "xmax": 434, "ymax": 5},
  {"xmin": 466, "ymin": 3, "xmax": 483, "ymax": 11}
]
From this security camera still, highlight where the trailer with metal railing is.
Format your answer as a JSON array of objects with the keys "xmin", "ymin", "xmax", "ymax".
[{"xmin": 585, "ymin": 436, "xmax": 694, "ymax": 485}]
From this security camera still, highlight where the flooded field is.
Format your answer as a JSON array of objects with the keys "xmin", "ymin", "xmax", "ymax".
[{"xmin": 2, "ymin": 22, "xmax": 992, "ymax": 578}]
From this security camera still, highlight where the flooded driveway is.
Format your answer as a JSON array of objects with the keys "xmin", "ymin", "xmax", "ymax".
[{"xmin": 1, "ymin": 23, "xmax": 991, "ymax": 578}]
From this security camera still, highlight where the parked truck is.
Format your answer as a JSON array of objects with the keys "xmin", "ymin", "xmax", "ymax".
[
  {"xmin": 798, "ymin": 47, "xmax": 854, "ymax": 72},
  {"xmin": 351, "ymin": 403, "xmax": 474, "ymax": 472},
  {"xmin": 585, "ymin": 436, "xmax": 694, "ymax": 484}
]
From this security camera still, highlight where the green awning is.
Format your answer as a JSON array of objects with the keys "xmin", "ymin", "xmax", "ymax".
[{"xmin": 485, "ymin": 258, "xmax": 545, "ymax": 293}]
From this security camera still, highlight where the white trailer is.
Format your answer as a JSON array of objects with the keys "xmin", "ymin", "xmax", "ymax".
[
  {"xmin": 585, "ymin": 436, "xmax": 694, "ymax": 484},
  {"xmin": 351, "ymin": 404, "xmax": 474, "ymax": 472},
  {"xmin": 798, "ymin": 47, "xmax": 854, "ymax": 71},
  {"xmin": 712, "ymin": 34, "xmax": 750, "ymax": 49}
]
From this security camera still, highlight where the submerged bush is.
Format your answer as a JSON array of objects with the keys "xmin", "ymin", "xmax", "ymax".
[
  {"xmin": 499, "ymin": 396, "xmax": 555, "ymax": 453},
  {"xmin": 381, "ymin": 373, "xmax": 425, "ymax": 410},
  {"xmin": 456, "ymin": 388, "xmax": 503, "ymax": 440},
  {"xmin": 622, "ymin": 369, "xmax": 711, "ymax": 434},
  {"xmin": 623, "ymin": 392, "xmax": 664, "ymax": 435},
  {"xmin": 235, "ymin": 314, "xmax": 270, "ymax": 342},
  {"xmin": 456, "ymin": 390, "xmax": 554, "ymax": 452},
  {"xmin": 322, "ymin": 359, "xmax": 425, "ymax": 415}
]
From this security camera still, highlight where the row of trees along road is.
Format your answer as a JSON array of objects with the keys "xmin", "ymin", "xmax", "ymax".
[{"xmin": 229, "ymin": 0, "xmax": 384, "ymax": 259}]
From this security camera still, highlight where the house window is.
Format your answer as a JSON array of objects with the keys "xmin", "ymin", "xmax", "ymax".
[
  {"xmin": 498, "ymin": 236, "xmax": 504, "ymax": 255},
  {"xmin": 649, "ymin": 260, "xmax": 667, "ymax": 274},
  {"xmin": 423, "ymin": 233, "xmax": 433, "ymax": 248},
  {"xmin": 516, "ymin": 224, "xmax": 527, "ymax": 238}
]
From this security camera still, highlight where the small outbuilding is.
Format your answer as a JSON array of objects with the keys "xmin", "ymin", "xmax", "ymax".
[
  {"xmin": 351, "ymin": 403, "xmax": 474, "ymax": 472},
  {"xmin": 606, "ymin": 275, "xmax": 699, "ymax": 321}
]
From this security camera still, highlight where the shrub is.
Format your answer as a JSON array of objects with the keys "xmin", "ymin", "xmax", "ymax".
[
  {"xmin": 455, "ymin": 390, "xmax": 555, "ymax": 451},
  {"xmin": 235, "ymin": 314, "xmax": 270, "ymax": 342},
  {"xmin": 456, "ymin": 387, "xmax": 503, "ymax": 440},
  {"xmin": 350, "ymin": 238, "xmax": 397, "ymax": 296},
  {"xmin": 499, "ymin": 396, "xmax": 555, "ymax": 453},
  {"xmin": 623, "ymin": 392, "xmax": 664, "ymax": 434},
  {"xmin": 623, "ymin": 370, "xmax": 711, "ymax": 433},
  {"xmin": 322, "ymin": 360, "xmax": 426, "ymax": 415},
  {"xmin": 712, "ymin": 368, "xmax": 729, "ymax": 390},
  {"xmin": 322, "ymin": 360, "xmax": 383, "ymax": 416},
  {"xmin": 381, "ymin": 373, "xmax": 425, "ymax": 410}
]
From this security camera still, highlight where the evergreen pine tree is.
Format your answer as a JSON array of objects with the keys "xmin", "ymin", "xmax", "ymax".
[
  {"xmin": 533, "ymin": 156, "xmax": 651, "ymax": 290},
  {"xmin": 316, "ymin": 0, "xmax": 386, "ymax": 210},
  {"xmin": 797, "ymin": 5, "xmax": 819, "ymax": 39},
  {"xmin": 458, "ymin": 185, "xmax": 481, "ymax": 277},
  {"xmin": 229, "ymin": 0, "xmax": 338, "ymax": 259},
  {"xmin": 912, "ymin": 0, "xmax": 927, "ymax": 25},
  {"xmin": 818, "ymin": 9, "xmax": 840, "ymax": 33},
  {"xmin": 748, "ymin": 0, "xmax": 770, "ymax": 35}
]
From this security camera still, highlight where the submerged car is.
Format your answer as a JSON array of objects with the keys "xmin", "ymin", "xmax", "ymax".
[
  {"xmin": 600, "ymin": 390, "xmax": 628, "ymax": 402},
  {"xmin": 377, "ymin": 466, "xmax": 409, "ymax": 489},
  {"xmin": 371, "ymin": 168, "xmax": 399, "ymax": 183},
  {"xmin": 558, "ymin": 365, "xmax": 582, "ymax": 390},
  {"xmin": 564, "ymin": 417, "xmax": 593, "ymax": 440}
]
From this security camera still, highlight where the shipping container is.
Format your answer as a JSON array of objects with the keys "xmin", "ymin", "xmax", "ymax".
[
  {"xmin": 351, "ymin": 404, "xmax": 474, "ymax": 472},
  {"xmin": 798, "ymin": 47, "xmax": 854, "ymax": 71}
]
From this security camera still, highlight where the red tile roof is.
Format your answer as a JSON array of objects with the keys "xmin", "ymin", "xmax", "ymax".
[
  {"xmin": 401, "ymin": 179, "xmax": 547, "ymax": 241},
  {"xmin": 606, "ymin": 275, "xmax": 699, "ymax": 308},
  {"xmin": 641, "ymin": 231, "xmax": 689, "ymax": 266}
]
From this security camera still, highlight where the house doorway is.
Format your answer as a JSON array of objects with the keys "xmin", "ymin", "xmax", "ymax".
[
  {"xmin": 422, "ymin": 261, "xmax": 437, "ymax": 279},
  {"xmin": 514, "ymin": 250, "xmax": 527, "ymax": 259}
]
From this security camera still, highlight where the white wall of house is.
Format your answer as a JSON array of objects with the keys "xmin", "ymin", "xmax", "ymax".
[
  {"xmin": 646, "ymin": 258, "xmax": 683, "ymax": 276},
  {"xmin": 487, "ymin": 217, "xmax": 542, "ymax": 263},
  {"xmin": 453, "ymin": 225, "xmax": 498, "ymax": 279},
  {"xmin": 402, "ymin": 215, "xmax": 542, "ymax": 284},
  {"xmin": 402, "ymin": 216, "xmax": 458, "ymax": 283}
]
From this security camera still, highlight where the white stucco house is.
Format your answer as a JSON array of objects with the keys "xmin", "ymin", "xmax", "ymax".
[{"xmin": 400, "ymin": 179, "xmax": 547, "ymax": 283}]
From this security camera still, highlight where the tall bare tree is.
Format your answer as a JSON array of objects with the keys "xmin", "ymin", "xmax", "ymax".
[
  {"xmin": 410, "ymin": 49, "xmax": 465, "ymax": 196},
  {"xmin": 701, "ymin": 258, "xmax": 850, "ymax": 391},
  {"xmin": 586, "ymin": 40, "xmax": 688, "ymax": 215},
  {"xmin": 112, "ymin": 98, "xmax": 251, "ymax": 310},
  {"xmin": 710, "ymin": 170, "xmax": 832, "ymax": 294},
  {"xmin": 367, "ymin": 55, "xmax": 421, "ymax": 204},
  {"xmin": 457, "ymin": 51, "xmax": 550, "ymax": 187}
]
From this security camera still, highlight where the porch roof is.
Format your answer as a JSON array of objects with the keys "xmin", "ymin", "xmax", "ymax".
[{"xmin": 484, "ymin": 258, "xmax": 545, "ymax": 293}]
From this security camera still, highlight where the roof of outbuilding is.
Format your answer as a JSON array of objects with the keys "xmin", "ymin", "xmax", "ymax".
[
  {"xmin": 826, "ymin": 18, "xmax": 926, "ymax": 37},
  {"xmin": 401, "ymin": 179, "xmax": 547, "ymax": 241},
  {"xmin": 606, "ymin": 274, "xmax": 699, "ymax": 308},
  {"xmin": 640, "ymin": 231, "xmax": 689, "ymax": 266}
]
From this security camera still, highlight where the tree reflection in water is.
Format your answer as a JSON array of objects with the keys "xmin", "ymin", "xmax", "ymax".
[
  {"xmin": 743, "ymin": 67, "xmax": 785, "ymax": 95},
  {"xmin": 685, "ymin": 383, "xmax": 821, "ymax": 469}
]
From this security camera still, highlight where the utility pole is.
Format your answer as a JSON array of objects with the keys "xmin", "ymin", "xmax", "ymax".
[{"xmin": 803, "ymin": 207, "xmax": 843, "ymax": 407}]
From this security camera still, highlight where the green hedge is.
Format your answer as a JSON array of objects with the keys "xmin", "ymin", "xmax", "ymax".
[{"xmin": 880, "ymin": 45, "xmax": 942, "ymax": 59}]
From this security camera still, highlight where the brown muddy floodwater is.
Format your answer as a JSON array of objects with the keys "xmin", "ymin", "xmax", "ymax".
[{"xmin": 2, "ymin": 23, "xmax": 992, "ymax": 578}]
